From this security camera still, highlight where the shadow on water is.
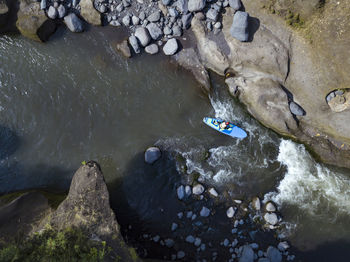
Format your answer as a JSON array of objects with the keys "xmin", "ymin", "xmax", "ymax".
[
  {"xmin": 296, "ymin": 240, "xmax": 350, "ymax": 262},
  {"xmin": 0, "ymin": 126, "xmax": 20, "ymax": 160},
  {"xmin": 108, "ymin": 150, "xmax": 184, "ymax": 259}
]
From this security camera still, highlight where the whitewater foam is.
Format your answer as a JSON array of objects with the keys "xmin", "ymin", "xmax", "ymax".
[{"xmin": 265, "ymin": 139, "xmax": 350, "ymax": 216}]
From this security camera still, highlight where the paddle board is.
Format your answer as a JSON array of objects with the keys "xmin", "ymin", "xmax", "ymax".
[{"xmin": 203, "ymin": 117, "xmax": 247, "ymax": 139}]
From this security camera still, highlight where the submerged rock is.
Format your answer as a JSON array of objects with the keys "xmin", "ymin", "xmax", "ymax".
[
  {"xmin": 226, "ymin": 207, "xmax": 236, "ymax": 218},
  {"xmin": 230, "ymin": 11, "xmax": 249, "ymax": 42},
  {"xmin": 114, "ymin": 39, "xmax": 131, "ymax": 58},
  {"xmin": 267, "ymin": 246, "xmax": 282, "ymax": 262},
  {"xmin": 239, "ymin": 245, "xmax": 254, "ymax": 262},
  {"xmin": 145, "ymin": 146, "xmax": 161, "ymax": 164}
]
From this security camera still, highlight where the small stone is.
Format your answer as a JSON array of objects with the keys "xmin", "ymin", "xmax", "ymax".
[
  {"xmin": 267, "ymin": 246, "xmax": 282, "ymax": 262},
  {"xmin": 226, "ymin": 207, "xmax": 236, "ymax": 218},
  {"xmin": 122, "ymin": 0, "xmax": 131, "ymax": 7},
  {"xmin": 223, "ymin": 238, "xmax": 230, "ymax": 247},
  {"xmin": 129, "ymin": 35, "xmax": 140, "ymax": 53},
  {"xmin": 115, "ymin": 39, "xmax": 131, "ymax": 58},
  {"xmin": 177, "ymin": 212, "xmax": 183, "ymax": 219},
  {"xmin": 165, "ymin": 239, "xmax": 175, "ymax": 247},
  {"xmin": 139, "ymin": 11, "xmax": 146, "ymax": 21},
  {"xmin": 264, "ymin": 213, "xmax": 278, "ymax": 225},
  {"xmin": 258, "ymin": 250, "xmax": 264, "ymax": 257},
  {"xmin": 188, "ymin": 0, "xmax": 206, "ymax": 12},
  {"xmin": 289, "ymin": 101, "xmax": 305, "ymax": 116},
  {"xmin": 185, "ymin": 185, "xmax": 191, "ymax": 197},
  {"xmin": 171, "ymin": 222, "xmax": 178, "ymax": 231},
  {"xmin": 229, "ymin": 0, "xmax": 242, "ymax": 11},
  {"xmin": 153, "ymin": 235, "xmax": 160, "ymax": 242},
  {"xmin": 195, "ymin": 12, "xmax": 205, "ymax": 20},
  {"xmin": 168, "ymin": 7, "xmax": 179, "ymax": 18},
  {"xmin": 145, "ymin": 146, "xmax": 161, "ymax": 164},
  {"xmin": 164, "ymin": 26, "xmax": 172, "ymax": 35},
  {"xmin": 234, "ymin": 199, "xmax": 242, "ymax": 204},
  {"xmin": 194, "ymin": 237, "xmax": 201, "ymax": 246},
  {"xmin": 277, "ymin": 241, "xmax": 289, "ymax": 252},
  {"xmin": 182, "ymin": 13, "xmax": 193, "ymax": 29},
  {"xmin": 177, "ymin": 251, "xmax": 185, "ymax": 259},
  {"xmin": 209, "ymin": 188, "xmax": 218, "ymax": 197},
  {"xmin": 186, "ymin": 235, "xmax": 195, "ymax": 243},
  {"xmin": 192, "ymin": 184, "xmax": 205, "ymax": 195},
  {"xmin": 265, "ymin": 201, "xmax": 276, "ymax": 212},
  {"xmin": 232, "ymin": 239, "xmax": 238, "ymax": 247},
  {"xmin": 132, "ymin": 15, "xmax": 140, "ymax": 25},
  {"xmin": 163, "ymin": 38, "xmax": 178, "ymax": 55},
  {"xmin": 172, "ymin": 25, "xmax": 182, "ymax": 36},
  {"xmin": 200, "ymin": 243, "xmax": 206, "ymax": 251},
  {"xmin": 116, "ymin": 3, "xmax": 124, "ymax": 12},
  {"xmin": 57, "ymin": 5, "xmax": 66, "ymax": 19},
  {"xmin": 200, "ymin": 206, "xmax": 210, "ymax": 217},
  {"xmin": 40, "ymin": 0, "xmax": 47, "ymax": 10},
  {"xmin": 110, "ymin": 20, "xmax": 121, "ymax": 26},
  {"xmin": 47, "ymin": 6, "xmax": 58, "ymax": 19},
  {"xmin": 53, "ymin": 2, "xmax": 58, "ymax": 8},
  {"xmin": 191, "ymin": 214, "xmax": 197, "ymax": 220},
  {"xmin": 206, "ymin": 8, "xmax": 218, "ymax": 21},
  {"xmin": 214, "ymin": 22, "xmax": 222, "ymax": 29},
  {"xmin": 177, "ymin": 185, "xmax": 185, "ymax": 200},
  {"xmin": 147, "ymin": 23, "xmax": 163, "ymax": 40},
  {"xmin": 145, "ymin": 44, "xmax": 159, "ymax": 55},
  {"xmin": 251, "ymin": 197, "xmax": 261, "ymax": 211},
  {"xmin": 148, "ymin": 11, "xmax": 161, "ymax": 22},
  {"xmin": 64, "ymin": 13, "xmax": 84, "ymax": 32}
]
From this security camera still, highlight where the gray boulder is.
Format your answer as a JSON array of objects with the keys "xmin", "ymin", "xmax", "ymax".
[
  {"xmin": 47, "ymin": 6, "xmax": 58, "ymax": 19},
  {"xmin": 264, "ymin": 212, "xmax": 278, "ymax": 225},
  {"xmin": 182, "ymin": 13, "xmax": 193, "ymax": 29},
  {"xmin": 230, "ymin": 11, "xmax": 249, "ymax": 42},
  {"xmin": 64, "ymin": 13, "xmax": 84, "ymax": 32},
  {"xmin": 188, "ymin": 0, "xmax": 206, "ymax": 12},
  {"xmin": 239, "ymin": 245, "xmax": 254, "ymax": 262},
  {"xmin": 163, "ymin": 38, "xmax": 178, "ymax": 55},
  {"xmin": 57, "ymin": 5, "xmax": 66, "ymax": 19},
  {"xmin": 172, "ymin": 25, "xmax": 182, "ymax": 36},
  {"xmin": 289, "ymin": 101, "xmax": 305, "ymax": 116},
  {"xmin": 147, "ymin": 23, "xmax": 163, "ymax": 40},
  {"xmin": 129, "ymin": 35, "xmax": 140, "ymax": 54},
  {"xmin": 145, "ymin": 147, "xmax": 161, "ymax": 164},
  {"xmin": 267, "ymin": 246, "xmax": 282, "ymax": 262},
  {"xmin": 135, "ymin": 27, "xmax": 151, "ymax": 47},
  {"xmin": 206, "ymin": 8, "xmax": 218, "ymax": 22},
  {"xmin": 148, "ymin": 11, "xmax": 161, "ymax": 22},
  {"xmin": 229, "ymin": 0, "xmax": 242, "ymax": 11},
  {"xmin": 145, "ymin": 44, "xmax": 159, "ymax": 55}
]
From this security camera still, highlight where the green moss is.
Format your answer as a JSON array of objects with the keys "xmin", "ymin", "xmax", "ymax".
[
  {"xmin": 0, "ymin": 227, "xmax": 110, "ymax": 262},
  {"xmin": 128, "ymin": 248, "xmax": 139, "ymax": 261}
]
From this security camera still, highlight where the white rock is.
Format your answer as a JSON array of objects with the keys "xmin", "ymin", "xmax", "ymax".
[
  {"xmin": 264, "ymin": 213, "xmax": 278, "ymax": 225},
  {"xmin": 209, "ymin": 188, "xmax": 218, "ymax": 197},
  {"xmin": 47, "ymin": 6, "xmax": 58, "ymax": 19},
  {"xmin": 200, "ymin": 206, "xmax": 210, "ymax": 217},
  {"xmin": 185, "ymin": 185, "xmax": 192, "ymax": 197},
  {"xmin": 135, "ymin": 27, "xmax": 151, "ymax": 47},
  {"xmin": 192, "ymin": 184, "xmax": 205, "ymax": 195},
  {"xmin": 177, "ymin": 185, "xmax": 185, "ymax": 200},
  {"xmin": 145, "ymin": 146, "xmax": 161, "ymax": 164},
  {"xmin": 234, "ymin": 199, "xmax": 242, "ymax": 204},
  {"xmin": 265, "ymin": 201, "xmax": 276, "ymax": 212},
  {"xmin": 226, "ymin": 207, "xmax": 236, "ymax": 218},
  {"xmin": 163, "ymin": 38, "xmax": 178, "ymax": 55},
  {"xmin": 251, "ymin": 197, "xmax": 261, "ymax": 211},
  {"xmin": 145, "ymin": 44, "xmax": 159, "ymax": 55}
]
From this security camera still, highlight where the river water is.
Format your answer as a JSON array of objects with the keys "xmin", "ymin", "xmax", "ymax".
[{"xmin": 0, "ymin": 27, "xmax": 349, "ymax": 261}]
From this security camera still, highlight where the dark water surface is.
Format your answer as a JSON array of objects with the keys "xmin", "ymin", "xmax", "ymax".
[{"xmin": 0, "ymin": 27, "xmax": 349, "ymax": 261}]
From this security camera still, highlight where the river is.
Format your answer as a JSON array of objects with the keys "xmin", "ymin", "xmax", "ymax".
[{"xmin": 0, "ymin": 26, "xmax": 349, "ymax": 261}]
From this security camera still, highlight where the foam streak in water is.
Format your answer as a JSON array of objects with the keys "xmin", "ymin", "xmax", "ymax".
[{"xmin": 265, "ymin": 140, "xmax": 350, "ymax": 216}]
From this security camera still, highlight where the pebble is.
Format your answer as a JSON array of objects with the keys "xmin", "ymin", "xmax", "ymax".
[
  {"xmin": 165, "ymin": 238, "xmax": 175, "ymax": 247},
  {"xmin": 186, "ymin": 211, "xmax": 193, "ymax": 218},
  {"xmin": 223, "ymin": 238, "xmax": 230, "ymax": 247},
  {"xmin": 128, "ymin": 35, "xmax": 140, "ymax": 53},
  {"xmin": 264, "ymin": 212, "xmax": 278, "ymax": 225},
  {"xmin": 132, "ymin": 16, "xmax": 140, "ymax": 25},
  {"xmin": 250, "ymin": 243, "xmax": 259, "ymax": 249},
  {"xmin": 163, "ymin": 38, "xmax": 178, "ymax": 55},
  {"xmin": 194, "ymin": 237, "xmax": 202, "ymax": 247},
  {"xmin": 200, "ymin": 206, "xmax": 210, "ymax": 217},
  {"xmin": 200, "ymin": 243, "xmax": 206, "ymax": 251},
  {"xmin": 185, "ymin": 185, "xmax": 191, "ymax": 197},
  {"xmin": 251, "ymin": 197, "xmax": 261, "ymax": 211},
  {"xmin": 177, "ymin": 251, "xmax": 185, "ymax": 259},
  {"xmin": 177, "ymin": 212, "xmax": 183, "ymax": 219},
  {"xmin": 209, "ymin": 188, "xmax": 218, "ymax": 197},
  {"xmin": 277, "ymin": 241, "xmax": 290, "ymax": 251},
  {"xmin": 122, "ymin": 15, "xmax": 131, "ymax": 26},
  {"xmin": 148, "ymin": 11, "xmax": 161, "ymax": 22},
  {"xmin": 153, "ymin": 235, "xmax": 160, "ymax": 242},
  {"xmin": 145, "ymin": 146, "xmax": 161, "ymax": 164},
  {"xmin": 226, "ymin": 207, "xmax": 236, "ymax": 218},
  {"xmin": 47, "ymin": 6, "xmax": 58, "ymax": 19},
  {"xmin": 185, "ymin": 235, "xmax": 195, "ymax": 243},
  {"xmin": 192, "ymin": 184, "xmax": 205, "ymax": 195},
  {"xmin": 177, "ymin": 185, "xmax": 185, "ymax": 200},
  {"xmin": 171, "ymin": 222, "xmax": 178, "ymax": 231}
]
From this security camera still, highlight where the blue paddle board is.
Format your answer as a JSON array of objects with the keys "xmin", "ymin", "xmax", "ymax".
[{"xmin": 203, "ymin": 117, "xmax": 247, "ymax": 139}]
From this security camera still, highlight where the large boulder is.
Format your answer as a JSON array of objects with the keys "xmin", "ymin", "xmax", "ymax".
[
  {"xmin": 230, "ymin": 11, "xmax": 249, "ymax": 42},
  {"xmin": 47, "ymin": 161, "xmax": 141, "ymax": 261},
  {"xmin": 188, "ymin": 0, "xmax": 206, "ymax": 12},
  {"xmin": 64, "ymin": 13, "xmax": 84, "ymax": 32},
  {"xmin": 16, "ymin": 0, "xmax": 57, "ymax": 42},
  {"xmin": 80, "ymin": 0, "xmax": 102, "ymax": 25}
]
